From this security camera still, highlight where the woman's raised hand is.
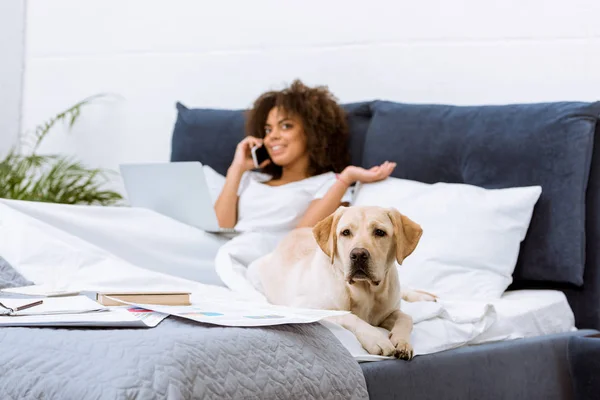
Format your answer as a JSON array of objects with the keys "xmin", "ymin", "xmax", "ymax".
[
  {"xmin": 340, "ymin": 161, "xmax": 396, "ymax": 185},
  {"xmin": 231, "ymin": 136, "xmax": 271, "ymax": 173}
]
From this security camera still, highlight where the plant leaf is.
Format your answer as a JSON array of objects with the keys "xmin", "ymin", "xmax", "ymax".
[{"xmin": 0, "ymin": 94, "xmax": 124, "ymax": 206}]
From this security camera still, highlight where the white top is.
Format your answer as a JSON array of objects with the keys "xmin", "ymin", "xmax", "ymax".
[{"xmin": 234, "ymin": 170, "xmax": 352, "ymax": 233}]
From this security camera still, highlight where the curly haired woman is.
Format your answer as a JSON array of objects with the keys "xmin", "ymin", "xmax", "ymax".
[{"xmin": 214, "ymin": 79, "xmax": 396, "ymax": 233}]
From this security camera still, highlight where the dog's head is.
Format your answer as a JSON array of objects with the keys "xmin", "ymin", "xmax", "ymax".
[{"xmin": 313, "ymin": 206, "xmax": 422, "ymax": 286}]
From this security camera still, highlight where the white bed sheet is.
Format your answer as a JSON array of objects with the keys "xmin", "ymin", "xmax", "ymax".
[
  {"xmin": 320, "ymin": 288, "xmax": 576, "ymax": 362},
  {"xmin": 0, "ymin": 198, "xmax": 577, "ymax": 362},
  {"xmin": 219, "ymin": 241, "xmax": 577, "ymax": 361},
  {"xmin": 470, "ymin": 289, "xmax": 576, "ymax": 344}
]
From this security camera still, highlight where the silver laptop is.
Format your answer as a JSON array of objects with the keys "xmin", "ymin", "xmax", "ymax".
[{"xmin": 119, "ymin": 161, "xmax": 237, "ymax": 234}]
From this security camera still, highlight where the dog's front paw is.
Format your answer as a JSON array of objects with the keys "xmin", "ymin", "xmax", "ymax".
[
  {"xmin": 389, "ymin": 333, "xmax": 414, "ymax": 360},
  {"xmin": 415, "ymin": 289, "xmax": 438, "ymax": 302},
  {"xmin": 404, "ymin": 289, "xmax": 438, "ymax": 303},
  {"xmin": 358, "ymin": 329, "xmax": 396, "ymax": 357}
]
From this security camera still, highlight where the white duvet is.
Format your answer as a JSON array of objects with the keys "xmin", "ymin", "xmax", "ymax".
[{"xmin": 0, "ymin": 199, "xmax": 575, "ymax": 361}]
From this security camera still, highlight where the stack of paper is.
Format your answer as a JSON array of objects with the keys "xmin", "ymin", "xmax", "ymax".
[
  {"xmin": 0, "ymin": 293, "xmax": 348, "ymax": 329},
  {"xmin": 0, "ymin": 296, "xmax": 168, "ymax": 328},
  {"xmin": 0, "ymin": 295, "xmax": 105, "ymax": 316}
]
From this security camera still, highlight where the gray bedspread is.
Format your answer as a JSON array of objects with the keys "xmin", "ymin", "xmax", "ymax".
[{"xmin": 0, "ymin": 258, "xmax": 369, "ymax": 400}]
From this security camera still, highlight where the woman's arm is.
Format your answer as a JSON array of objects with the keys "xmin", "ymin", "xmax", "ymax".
[
  {"xmin": 295, "ymin": 176, "xmax": 351, "ymax": 228},
  {"xmin": 295, "ymin": 161, "xmax": 397, "ymax": 228},
  {"xmin": 214, "ymin": 166, "xmax": 245, "ymax": 228},
  {"xmin": 214, "ymin": 136, "xmax": 269, "ymax": 228}
]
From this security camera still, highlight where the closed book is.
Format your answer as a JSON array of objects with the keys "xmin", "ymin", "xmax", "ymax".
[{"xmin": 96, "ymin": 292, "xmax": 191, "ymax": 306}]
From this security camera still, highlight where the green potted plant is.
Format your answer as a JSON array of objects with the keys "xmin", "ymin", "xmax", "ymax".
[{"xmin": 0, "ymin": 95, "xmax": 123, "ymax": 205}]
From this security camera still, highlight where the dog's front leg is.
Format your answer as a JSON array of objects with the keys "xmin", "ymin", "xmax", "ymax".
[
  {"xmin": 380, "ymin": 310, "xmax": 414, "ymax": 360},
  {"xmin": 326, "ymin": 314, "xmax": 396, "ymax": 357}
]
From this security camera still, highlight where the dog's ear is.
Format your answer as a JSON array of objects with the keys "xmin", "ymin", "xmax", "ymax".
[
  {"xmin": 313, "ymin": 207, "xmax": 344, "ymax": 264},
  {"xmin": 388, "ymin": 208, "xmax": 423, "ymax": 264}
]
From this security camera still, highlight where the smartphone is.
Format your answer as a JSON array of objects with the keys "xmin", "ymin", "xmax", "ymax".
[{"xmin": 251, "ymin": 145, "xmax": 270, "ymax": 168}]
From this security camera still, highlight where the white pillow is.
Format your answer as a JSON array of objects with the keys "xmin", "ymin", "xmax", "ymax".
[{"xmin": 352, "ymin": 178, "xmax": 542, "ymax": 300}]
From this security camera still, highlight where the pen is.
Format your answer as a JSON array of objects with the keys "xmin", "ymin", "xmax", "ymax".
[
  {"xmin": 0, "ymin": 299, "xmax": 44, "ymax": 314},
  {"xmin": 14, "ymin": 300, "xmax": 44, "ymax": 312}
]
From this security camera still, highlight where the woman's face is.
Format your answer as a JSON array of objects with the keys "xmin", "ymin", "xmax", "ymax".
[{"xmin": 263, "ymin": 107, "xmax": 308, "ymax": 170}]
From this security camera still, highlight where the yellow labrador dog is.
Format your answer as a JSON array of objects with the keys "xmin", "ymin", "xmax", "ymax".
[{"xmin": 248, "ymin": 205, "xmax": 435, "ymax": 360}]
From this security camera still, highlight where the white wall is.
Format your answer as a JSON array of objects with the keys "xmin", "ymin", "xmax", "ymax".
[
  {"xmin": 0, "ymin": 0, "xmax": 25, "ymax": 156},
  {"xmin": 22, "ymin": 0, "xmax": 600, "ymax": 177}
]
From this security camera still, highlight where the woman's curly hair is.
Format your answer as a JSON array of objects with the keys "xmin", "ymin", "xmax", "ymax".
[{"xmin": 245, "ymin": 79, "xmax": 350, "ymax": 179}]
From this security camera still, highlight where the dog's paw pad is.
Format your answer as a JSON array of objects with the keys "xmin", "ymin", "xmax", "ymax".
[
  {"xmin": 390, "ymin": 337, "xmax": 414, "ymax": 360},
  {"xmin": 394, "ymin": 346, "xmax": 413, "ymax": 360}
]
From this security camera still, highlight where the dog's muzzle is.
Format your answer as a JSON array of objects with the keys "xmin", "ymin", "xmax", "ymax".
[{"xmin": 348, "ymin": 248, "xmax": 375, "ymax": 284}]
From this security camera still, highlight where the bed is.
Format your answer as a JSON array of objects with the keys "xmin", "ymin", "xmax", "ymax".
[
  {"xmin": 0, "ymin": 202, "xmax": 588, "ymax": 399},
  {"xmin": 1, "ymin": 98, "xmax": 599, "ymax": 399},
  {"xmin": 0, "ymin": 198, "xmax": 591, "ymax": 399},
  {"xmin": 174, "ymin": 98, "xmax": 600, "ymax": 399}
]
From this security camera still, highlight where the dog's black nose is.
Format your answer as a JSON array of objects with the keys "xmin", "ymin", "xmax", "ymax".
[{"xmin": 350, "ymin": 248, "xmax": 370, "ymax": 262}]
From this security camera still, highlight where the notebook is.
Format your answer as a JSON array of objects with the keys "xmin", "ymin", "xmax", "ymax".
[{"xmin": 96, "ymin": 292, "xmax": 191, "ymax": 306}]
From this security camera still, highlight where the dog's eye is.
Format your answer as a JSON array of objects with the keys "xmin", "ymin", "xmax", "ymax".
[
  {"xmin": 374, "ymin": 229, "xmax": 387, "ymax": 237},
  {"xmin": 341, "ymin": 229, "xmax": 351, "ymax": 237}
]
